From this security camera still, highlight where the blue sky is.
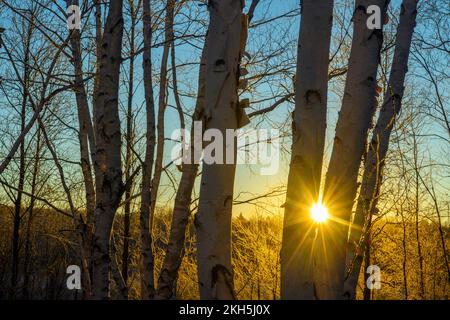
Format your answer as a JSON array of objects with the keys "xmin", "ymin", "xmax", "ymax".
[{"xmin": 0, "ymin": 0, "xmax": 448, "ymax": 220}]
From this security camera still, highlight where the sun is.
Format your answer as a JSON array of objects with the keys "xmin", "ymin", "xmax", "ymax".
[{"xmin": 310, "ymin": 202, "xmax": 329, "ymax": 223}]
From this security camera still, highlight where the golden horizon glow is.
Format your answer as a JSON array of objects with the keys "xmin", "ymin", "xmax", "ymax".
[{"xmin": 310, "ymin": 202, "xmax": 329, "ymax": 223}]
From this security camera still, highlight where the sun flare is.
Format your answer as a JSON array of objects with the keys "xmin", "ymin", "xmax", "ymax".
[{"xmin": 310, "ymin": 202, "xmax": 329, "ymax": 223}]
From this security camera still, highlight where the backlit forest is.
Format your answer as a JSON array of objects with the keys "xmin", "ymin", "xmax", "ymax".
[{"xmin": 0, "ymin": 0, "xmax": 448, "ymax": 300}]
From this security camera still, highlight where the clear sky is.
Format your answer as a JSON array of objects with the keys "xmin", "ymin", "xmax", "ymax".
[{"xmin": 0, "ymin": 0, "xmax": 448, "ymax": 221}]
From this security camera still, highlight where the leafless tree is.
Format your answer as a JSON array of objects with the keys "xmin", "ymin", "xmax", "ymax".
[
  {"xmin": 318, "ymin": 0, "xmax": 390, "ymax": 299},
  {"xmin": 280, "ymin": 0, "xmax": 334, "ymax": 300},
  {"xmin": 195, "ymin": 0, "xmax": 245, "ymax": 300},
  {"xmin": 344, "ymin": 0, "xmax": 418, "ymax": 300}
]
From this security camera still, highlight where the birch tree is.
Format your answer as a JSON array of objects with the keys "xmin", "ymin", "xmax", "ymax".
[
  {"xmin": 91, "ymin": 0, "xmax": 125, "ymax": 299},
  {"xmin": 67, "ymin": 0, "xmax": 96, "ymax": 283},
  {"xmin": 280, "ymin": 0, "xmax": 334, "ymax": 300},
  {"xmin": 344, "ymin": 0, "xmax": 418, "ymax": 299},
  {"xmin": 156, "ymin": 0, "xmax": 260, "ymax": 300},
  {"xmin": 318, "ymin": 0, "xmax": 390, "ymax": 299},
  {"xmin": 140, "ymin": 0, "xmax": 157, "ymax": 300},
  {"xmin": 149, "ymin": 0, "xmax": 174, "ymax": 237},
  {"xmin": 195, "ymin": 0, "xmax": 245, "ymax": 300},
  {"xmin": 122, "ymin": 0, "xmax": 139, "ymax": 290},
  {"xmin": 156, "ymin": 44, "xmax": 206, "ymax": 300}
]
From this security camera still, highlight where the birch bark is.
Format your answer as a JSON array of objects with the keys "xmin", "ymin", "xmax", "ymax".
[
  {"xmin": 195, "ymin": 0, "xmax": 244, "ymax": 300},
  {"xmin": 157, "ymin": 0, "xmax": 259, "ymax": 300},
  {"xmin": 280, "ymin": 0, "xmax": 334, "ymax": 300},
  {"xmin": 319, "ymin": 0, "xmax": 390, "ymax": 299},
  {"xmin": 91, "ymin": 0, "xmax": 124, "ymax": 300},
  {"xmin": 344, "ymin": 0, "xmax": 418, "ymax": 299}
]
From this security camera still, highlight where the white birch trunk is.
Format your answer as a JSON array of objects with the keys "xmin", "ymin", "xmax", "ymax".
[
  {"xmin": 343, "ymin": 0, "xmax": 418, "ymax": 299},
  {"xmin": 157, "ymin": 1, "xmax": 259, "ymax": 300},
  {"xmin": 280, "ymin": 0, "xmax": 334, "ymax": 300},
  {"xmin": 195, "ymin": 0, "xmax": 244, "ymax": 300},
  {"xmin": 319, "ymin": 0, "xmax": 390, "ymax": 299}
]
